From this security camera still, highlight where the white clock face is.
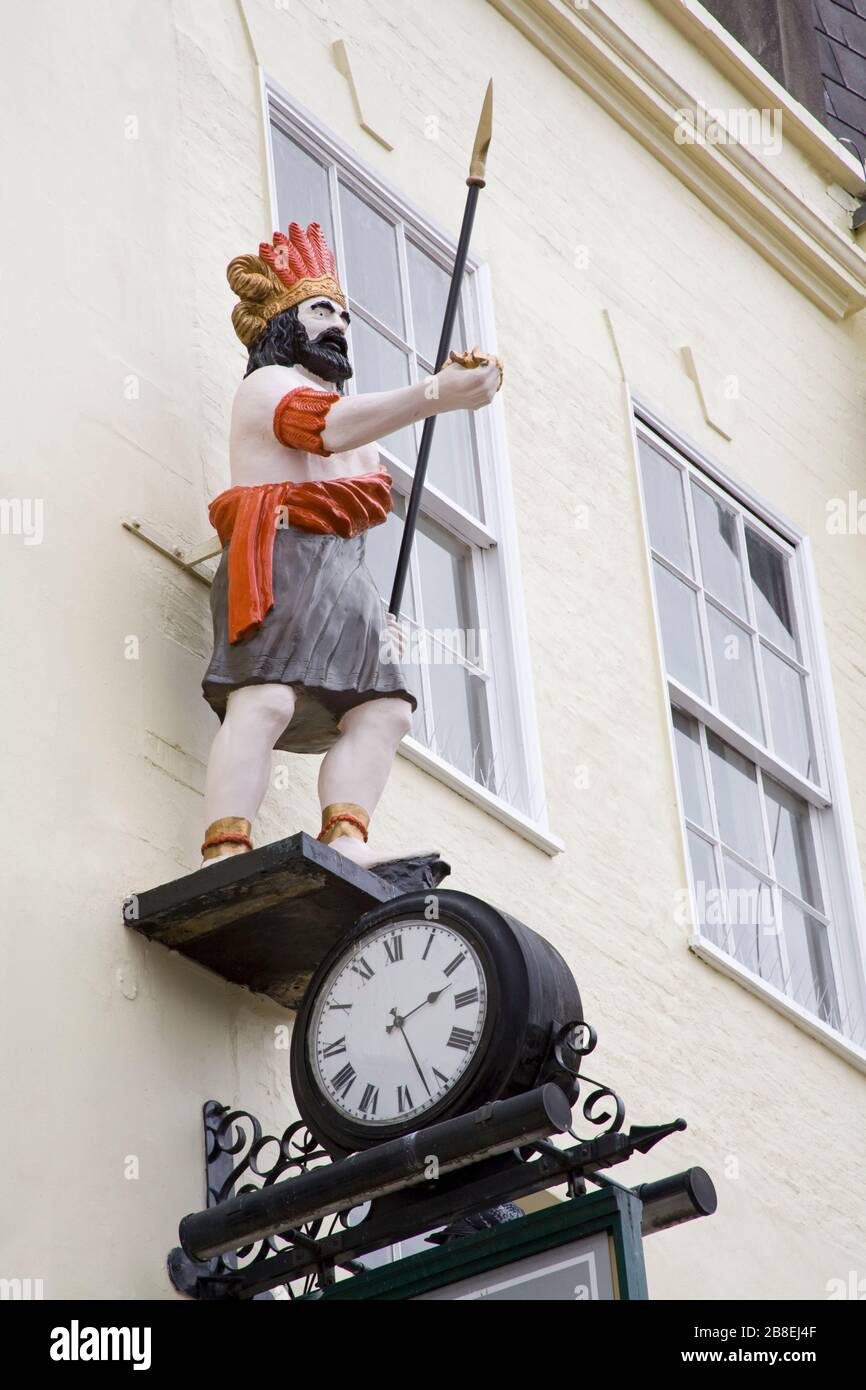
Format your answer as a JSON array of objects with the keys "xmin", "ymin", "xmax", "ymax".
[{"xmin": 308, "ymin": 919, "xmax": 488, "ymax": 1127}]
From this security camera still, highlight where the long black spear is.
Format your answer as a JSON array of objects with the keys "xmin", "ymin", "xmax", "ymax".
[{"xmin": 388, "ymin": 80, "xmax": 493, "ymax": 619}]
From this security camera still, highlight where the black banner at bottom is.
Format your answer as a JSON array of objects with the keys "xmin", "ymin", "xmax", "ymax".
[{"xmin": 1, "ymin": 1298, "xmax": 861, "ymax": 1374}]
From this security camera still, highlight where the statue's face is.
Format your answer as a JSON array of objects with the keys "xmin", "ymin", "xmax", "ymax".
[{"xmin": 295, "ymin": 296, "xmax": 352, "ymax": 384}]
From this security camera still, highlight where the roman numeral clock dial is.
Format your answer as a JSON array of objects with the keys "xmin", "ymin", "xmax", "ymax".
[
  {"xmin": 307, "ymin": 922, "xmax": 487, "ymax": 1129},
  {"xmin": 292, "ymin": 889, "xmax": 583, "ymax": 1158}
]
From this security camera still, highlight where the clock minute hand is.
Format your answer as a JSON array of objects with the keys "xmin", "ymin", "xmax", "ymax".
[
  {"xmin": 392, "ymin": 1017, "xmax": 431, "ymax": 1097},
  {"xmin": 386, "ymin": 985, "xmax": 452, "ymax": 1033}
]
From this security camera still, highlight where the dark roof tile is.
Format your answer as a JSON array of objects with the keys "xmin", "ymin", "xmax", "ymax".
[
  {"xmin": 823, "ymin": 73, "xmax": 866, "ymax": 125},
  {"xmin": 838, "ymin": 7, "xmax": 866, "ymax": 56},
  {"xmin": 815, "ymin": 0, "xmax": 851, "ymax": 41},
  {"xmin": 831, "ymin": 34, "xmax": 866, "ymax": 93},
  {"xmin": 818, "ymin": 31, "xmax": 845, "ymax": 80}
]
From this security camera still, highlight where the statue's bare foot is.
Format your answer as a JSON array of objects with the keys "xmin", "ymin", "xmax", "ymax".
[{"xmin": 325, "ymin": 835, "xmax": 428, "ymax": 869}]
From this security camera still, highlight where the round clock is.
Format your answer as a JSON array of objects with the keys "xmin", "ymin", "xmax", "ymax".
[{"xmin": 290, "ymin": 889, "xmax": 583, "ymax": 1156}]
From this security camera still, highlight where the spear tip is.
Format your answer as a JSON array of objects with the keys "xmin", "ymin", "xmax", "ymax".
[{"xmin": 467, "ymin": 78, "xmax": 494, "ymax": 187}]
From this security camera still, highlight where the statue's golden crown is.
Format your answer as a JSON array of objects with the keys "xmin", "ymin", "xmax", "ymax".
[{"xmin": 227, "ymin": 222, "xmax": 346, "ymax": 347}]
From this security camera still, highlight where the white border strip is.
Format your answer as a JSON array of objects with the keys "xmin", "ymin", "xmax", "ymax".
[
  {"xmin": 400, "ymin": 736, "xmax": 564, "ymax": 855},
  {"xmin": 690, "ymin": 934, "xmax": 866, "ymax": 1075}
]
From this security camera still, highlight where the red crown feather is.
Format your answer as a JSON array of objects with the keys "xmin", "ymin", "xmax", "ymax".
[
  {"xmin": 226, "ymin": 222, "xmax": 346, "ymax": 347},
  {"xmin": 260, "ymin": 223, "xmax": 341, "ymax": 291}
]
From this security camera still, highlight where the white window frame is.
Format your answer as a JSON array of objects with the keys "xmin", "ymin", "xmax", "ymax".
[
  {"xmin": 631, "ymin": 396, "xmax": 866, "ymax": 1073},
  {"xmin": 259, "ymin": 74, "xmax": 559, "ymax": 855}
]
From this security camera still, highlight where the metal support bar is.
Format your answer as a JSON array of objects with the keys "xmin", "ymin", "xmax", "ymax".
[
  {"xmin": 122, "ymin": 517, "xmax": 221, "ymax": 584},
  {"xmin": 586, "ymin": 1164, "xmax": 718, "ymax": 1234},
  {"xmin": 174, "ymin": 1136, "xmax": 626, "ymax": 1299},
  {"xmin": 634, "ymin": 1167, "xmax": 717, "ymax": 1233},
  {"xmin": 171, "ymin": 1115, "xmax": 691, "ymax": 1299},
  {"xmin": 180, "ymin": 1084, "xmax": 572, "ymax": 1263}
]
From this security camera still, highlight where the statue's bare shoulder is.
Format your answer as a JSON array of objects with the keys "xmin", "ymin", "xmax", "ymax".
[{"xmin": 231, "ymin": 364, "xmax": 311, "ymax": 426}]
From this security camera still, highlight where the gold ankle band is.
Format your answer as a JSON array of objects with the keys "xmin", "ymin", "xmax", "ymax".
[
  {"xmin": 318, "ymin": 802, "xmax": 370, "ymax": 845},
  {"xmin": 201, "ymin": 816, "xmax": 253, "ymax": 860}
]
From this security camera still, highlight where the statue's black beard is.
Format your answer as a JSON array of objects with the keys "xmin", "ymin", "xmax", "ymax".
[
  {"xmin": 245, "ymin": 306, "xmax": 353, "ymax": 387},
  {"xmin": 298, "ymin": 326, "xmax": 353, "ymax": 385}
]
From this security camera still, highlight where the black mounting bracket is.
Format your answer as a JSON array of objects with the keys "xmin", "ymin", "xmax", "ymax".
[{"xmin": 166, "ymin": 1079, "xmax": 705, "ymax": 1300}]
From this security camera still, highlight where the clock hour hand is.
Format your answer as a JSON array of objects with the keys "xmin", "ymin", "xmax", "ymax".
[{"xmin": 386, "ymin": 985, "xmax": 452, "ymax": 1033}]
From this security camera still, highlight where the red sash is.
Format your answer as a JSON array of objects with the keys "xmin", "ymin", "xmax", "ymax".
[{"xmin": 209, "ymin": 470, "xmax": 392, "ymax": 644}]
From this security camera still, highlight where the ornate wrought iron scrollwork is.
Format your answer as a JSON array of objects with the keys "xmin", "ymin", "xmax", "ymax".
[
  {"xmin": 205, "ymin": 1101, "xmax": 328, "ymax": 1205},
  {"xmin": 577, "ymin": 1082, "xmax": 626, "ymax": 1135},
  {"xmin": 202, "ymin": 1101, "xmax": 345, "ymax": 1296},
  {"xmin": 189, "ymin": 1018, "xmax": 627, "ymax": 1297},
  {"xmin": 552, "ymin": 1020, "xmax": 625, "ymax": 1137}
]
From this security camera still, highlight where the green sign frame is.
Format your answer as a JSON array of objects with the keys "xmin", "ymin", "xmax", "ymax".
[{"xmin": 305, "ymin": 1186, "xmax": 648, "ymax": 1301}]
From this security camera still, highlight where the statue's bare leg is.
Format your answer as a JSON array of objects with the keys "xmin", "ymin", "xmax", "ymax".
[
  {"xmin": 201, "ymin": 683, "xmax": 296, "ymax": 864},
  {"xmin": 201, "ymin": 688, "xmax": 420, "ymax": 869},
  {"xmin": 317, "ymin": 696, "xmax": 417, "ymax": 867}
]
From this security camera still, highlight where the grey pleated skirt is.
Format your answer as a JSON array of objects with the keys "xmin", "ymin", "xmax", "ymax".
[{"xmin": 202, "ymin": 528, "xmax": 418, "ymax": 754}]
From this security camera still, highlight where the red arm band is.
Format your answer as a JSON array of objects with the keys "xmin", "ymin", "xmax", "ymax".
[{"xmin": 273, "ymin": 386, "xmax": 341, "ymax": 455}]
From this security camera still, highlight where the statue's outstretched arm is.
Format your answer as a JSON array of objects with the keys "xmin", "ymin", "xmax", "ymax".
[
  {"xmin": 271, "ymin": 356, "xmax": 501, "ymax": 457},
  {"xmin": 271, "ymin": 355, "xmax": 500, "ymax": 453},
  {"xmin": 320, "ymin": 354, "xmax": 500, "ymax": 454}
]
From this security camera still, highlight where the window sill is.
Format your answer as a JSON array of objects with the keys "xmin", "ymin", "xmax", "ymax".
[
  {"xmin": 689, "ymin": 933, "xmax": 866, "ymax": 1076},
  {"xmin": 398, "ymin": 736, "xmax": 564, "ymax": 856}
]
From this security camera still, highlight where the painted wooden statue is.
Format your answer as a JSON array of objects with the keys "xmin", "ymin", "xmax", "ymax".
[{"xmin": 200, "ymin": 222, "xmax": 502, "ymax": 869}]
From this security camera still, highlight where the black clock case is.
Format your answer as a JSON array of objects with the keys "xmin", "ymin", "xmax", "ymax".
[{"xmin": 290, "ymin": 889, "xmax": 584, "ymax": 1157}]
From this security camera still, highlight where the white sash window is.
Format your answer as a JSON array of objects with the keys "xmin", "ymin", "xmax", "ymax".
[{"xmin": 635, "ymin": 409, "xmax": 866, "ymax": 1059}]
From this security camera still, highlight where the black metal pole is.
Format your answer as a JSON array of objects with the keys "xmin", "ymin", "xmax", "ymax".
[
  {"xmin": 179, "ymin": 1083, "xmax": 571, "ymax": 1262},
  {"xmin": 388, "ymin": 81, "xmax": 492, "ymax": 619},
  {"xmin": 388, "ymin": 185, "xmax": 480, "ymax": 618}
]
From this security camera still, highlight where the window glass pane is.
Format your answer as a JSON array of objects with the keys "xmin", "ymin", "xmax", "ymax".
[
  {"xmin": 340, "ymin": 183, "xmax": 404, "ymax": 335},
  {"xmin": 653, "ymin": 562, "xmax": 707, "ymax": 698},
  {"xmin": 722, "ymin": 855, "xmax": 783, "ymax": 990},
  {"xmin": 745, "ymin": 529, "xmax": 797, "ymax": 657},
  {"xmin": 687, "ymin": 829, "xmax": 724, "ymax": 948},
  {"xmin": 762, "ymin": 645, "xmax": 815, "ymax": 779},
  {"xmin": 639, "ymin": 442, "xmax": 691, "ymax": 574},
  {"xmin": 407, "ymin": 682, "xmax": 428, "ymax": 745},
  {"xmin": 707, "ymin": 733, "xmax": 767, "ymax": 869},
  {"xmin": 706, "ymin": 603, "xmax": 763, "ymax": 740},
  {"xmin": 425, "ymin": 405, "xmax": 483, "ymax": 519},
  {"xmin": 763, "ymin": 779, "xmax": 822, "ymax": 910},
  {"xmin": 415, "ymin": 516, "xmax": 481, "ymax": 659},
  {"xmin": 779, "ymin": 899, "xmax": 839, "ymax": 1027},
  {"xmin": 362, "ymin": 498, "xmax": 425, "ymax": 740},
  {"xmin": 404, "ymin": 243, "xmax": 478, "ymax": 514},
  {"xmin": 271, "ymin": 127, "xmax": 333, "ymax": 244},
  {"xmin": 363, "ymin": 496, "xmax": 415, "ymax": 622},
  {"xmin": 426, "ymin": 645, "xmax": 493, "ymax": 786},
  {"xmin": 691, "ymin": 484, "xmax": 745, "ymax": 616},
  {"xmin": 350, "ymin": 317, "xmax": 416, "ymax": 465},
  {"xmin": 406, "ymin": 241, "xmax": 466, "ymax": 367},
  {"xmin": 672, "ymin": 708, "xmax": 711, "ymax": 831}
]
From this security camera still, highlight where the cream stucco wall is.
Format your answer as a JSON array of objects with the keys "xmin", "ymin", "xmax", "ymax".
[{"xmin": 2, "ymin": 0, "xmax": 865, "ymax": 1299}]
